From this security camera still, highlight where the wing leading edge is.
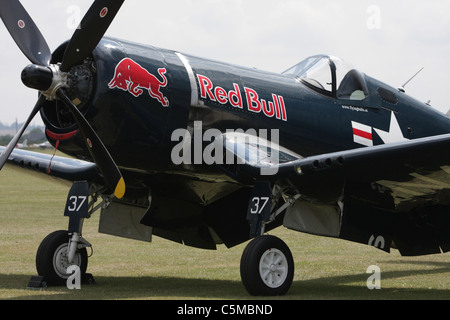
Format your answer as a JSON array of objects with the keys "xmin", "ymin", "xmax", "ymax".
[{"xmin": 0, "ymin": 146, "xmax": 100, "ymax": 183}]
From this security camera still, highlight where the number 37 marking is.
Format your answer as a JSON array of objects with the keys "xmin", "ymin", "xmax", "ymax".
[
  {"xmin": 250, "ymin": 196, "xmax": 269, "ymax": 214},
  {"xmin": 67, "ymin": 196, "xmax": 87, "ymax": 212}
]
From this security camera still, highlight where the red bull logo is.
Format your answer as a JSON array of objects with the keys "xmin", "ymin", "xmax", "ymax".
[
  {"xmin": 108, "ymin": 58, "xmax": 169, "ymax": 107},
  {"xmin": 197, "ymin": 74, "xmax": 287, "ymax": 122}
]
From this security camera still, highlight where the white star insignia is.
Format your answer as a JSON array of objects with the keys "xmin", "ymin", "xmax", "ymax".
[{"xmin": 374, "ymin": 111, "xmax": 409, "ymax": 144}]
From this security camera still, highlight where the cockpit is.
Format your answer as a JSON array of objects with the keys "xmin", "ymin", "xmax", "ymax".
[{"xmin": 282, "ymin": 55, "xmax": 369, "ymax": 101}]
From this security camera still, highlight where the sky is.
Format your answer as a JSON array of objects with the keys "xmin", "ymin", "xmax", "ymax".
[{"xmin": 1, "ymin": 0, "xmax": 450, "ymax": 127}]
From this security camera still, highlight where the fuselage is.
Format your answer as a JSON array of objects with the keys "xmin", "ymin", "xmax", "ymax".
[{"xmin": 40, "ymin": 37, "xmax": 450, "ymax": 179}]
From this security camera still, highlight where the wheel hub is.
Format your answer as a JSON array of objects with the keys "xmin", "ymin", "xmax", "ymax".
[
  {"xmin": 53, "ymin": 243, "xmax": 81, "ymax": 279},
  {"xmin": 259, "ymin": 248, "xmax": 288, "ymax": 289}
]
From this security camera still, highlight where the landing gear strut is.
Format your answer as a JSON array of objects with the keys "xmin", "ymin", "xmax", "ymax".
[
  {"xmin": 239, "ymin": 182, "xmax": 298, "ymax": 296},
  {"xmin": 32, "ymin": 181, "xmax": 102, "ymax": 287}
]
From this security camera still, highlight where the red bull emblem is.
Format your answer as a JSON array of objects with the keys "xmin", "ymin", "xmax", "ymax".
[{"xmin": 108, "ymin": 58, "xmax": 169, "ymax": 107}]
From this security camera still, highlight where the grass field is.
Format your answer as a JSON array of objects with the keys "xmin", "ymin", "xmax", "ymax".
[{"xmin": 1, "ymin": 150, "xmax": 450, "ymax": 300}]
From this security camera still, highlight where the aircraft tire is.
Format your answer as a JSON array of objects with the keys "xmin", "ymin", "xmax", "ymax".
[
  {"xmin": 36, "ymin": 230, "xmax": 88, "ymax": 286},
  {"xmin": 240, "ymin": 235, "xmax": 294, "ymax": 296}
]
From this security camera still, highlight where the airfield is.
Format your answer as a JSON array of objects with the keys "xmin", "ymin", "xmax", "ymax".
[{"xmin": 1, "ymin": 149, "xmax": 450, "ymax": 300}]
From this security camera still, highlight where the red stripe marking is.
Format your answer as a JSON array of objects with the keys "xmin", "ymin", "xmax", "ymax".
[
  {"xmin": 45, "ymin": 129, "xmax": 78, "ymax": 141},
  {"xmin": 353, "ymin": 128, "xmax": 372, "ymax": 140}
]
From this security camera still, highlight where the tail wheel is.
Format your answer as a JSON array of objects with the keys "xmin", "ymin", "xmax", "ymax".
[
  {"xmin": 36, "ymin": 230, "xmax": 88, "ymax": 286},
  {"xmin": 240, "ymin": 235, "xmax": 294, "ymax": 296}
]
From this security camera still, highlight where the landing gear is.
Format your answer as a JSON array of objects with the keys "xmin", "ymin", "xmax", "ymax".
[
  {"xmin": 36, "ymin": 230, "xmax": 88, "ymax": 286},
  {"xmin": 240, "ymin": 235, "xmax": 294, "ymax": 296},
  {"xmin": 32, "ymin": 181, "xmax": 101, "ymax": 287},
  {"xmin": 240, "ymin": 182, "xmax": 299, "ymax": 296}
]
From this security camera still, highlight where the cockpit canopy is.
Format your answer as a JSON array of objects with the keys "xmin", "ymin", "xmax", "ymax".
[{"xmin": 282, "ymin": 55, "xmax": 369, "ymax": 100}]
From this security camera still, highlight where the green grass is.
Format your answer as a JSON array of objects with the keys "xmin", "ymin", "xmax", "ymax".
[{"xmin": 1, "ymin": 150, "xmax": 450, "ymax": 299}]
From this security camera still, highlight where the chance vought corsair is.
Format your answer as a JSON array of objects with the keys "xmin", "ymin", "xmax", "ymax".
[{"xmin": 2, "ymin": 0, "xmax": 450, "ymax": 295}]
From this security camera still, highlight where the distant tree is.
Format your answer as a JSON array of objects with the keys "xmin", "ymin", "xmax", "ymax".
[
  {"xmin": 0, "ymin": 135, "xmax": 13, "ymax": 146},
  {"xmin": 22, "ymin": 127, "xmax": 46, "ymax": 144}
]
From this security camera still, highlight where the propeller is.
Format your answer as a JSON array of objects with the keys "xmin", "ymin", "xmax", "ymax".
[
  {"xmin": 56, "ymin": 89, "xmax": 125, "ymax": 199},
  {"xmin": 0, "ymin": 0, "xmax": 126, "ymax": 199},
  {"xmin": 0, "ymin": 0, "xmax": 51, "ymax": 66},
  {"xmin": 60, "ymin": 1, "xmax": 125, "ymax": 72},
  {"xmin": 0, "ymin": 94, "xmax": 46, "ymax": 169}
]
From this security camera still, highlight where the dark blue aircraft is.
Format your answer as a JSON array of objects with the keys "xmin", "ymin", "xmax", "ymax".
[{"xmin": 2, "ymin": 0, "xmax": 450, "ymax": 296}]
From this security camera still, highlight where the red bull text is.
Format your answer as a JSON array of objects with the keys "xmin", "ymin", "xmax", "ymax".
[{"xmin": 197, "ymin": 74, "xmax": 287, "ymax": 122}]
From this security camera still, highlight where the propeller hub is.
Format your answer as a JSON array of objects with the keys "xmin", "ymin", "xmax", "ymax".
[
  {"xmin": 21, "ymin": 64, "xmax": 53, "ymax": 91},
  {"xmin": 21, "ymin": 64, "xmax": 68, "ymax": 100}
]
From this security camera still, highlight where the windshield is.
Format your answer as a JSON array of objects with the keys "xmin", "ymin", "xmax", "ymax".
[{"xmin": 283, "ymin": 55, "xmax": 368, "ymax": 100}]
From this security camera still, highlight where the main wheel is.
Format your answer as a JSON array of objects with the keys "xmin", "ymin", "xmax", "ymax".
[
  {"xmin": 36, "ymin": 230, "xmax": 88, "ymax": 286},
  {"xmin": 240, "ymin": 235, "xmax": 294, "ymax": 296}
]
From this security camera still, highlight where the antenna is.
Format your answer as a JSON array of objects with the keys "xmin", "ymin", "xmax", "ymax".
[{"xmin": 398, "ymin": 67, "xmax": 424, "ymax": 92}]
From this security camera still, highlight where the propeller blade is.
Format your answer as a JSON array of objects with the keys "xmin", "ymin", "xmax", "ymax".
[
  {"xmin": 56, "ymin": 89, "xmax": 125, "ymax": 199},
  {"xmin": 0, "ymin": 0, "xmax": 51, "ymax": 66},
  {"xmin": 0, "ymin": 94, "xmax": 46, "ymax": 170},
  {"xmin": 60, "ymin": 0, "xmax": 124, "ymax": 72}
]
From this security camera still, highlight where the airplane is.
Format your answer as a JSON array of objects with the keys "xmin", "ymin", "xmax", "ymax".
[{"xmin": 2, "ymin": 0, "xmax": 450, "ymax": 296}]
